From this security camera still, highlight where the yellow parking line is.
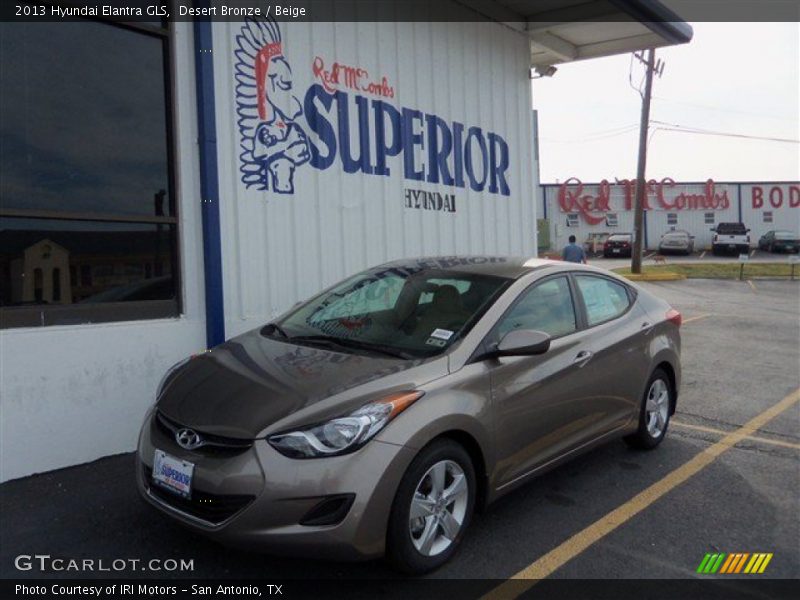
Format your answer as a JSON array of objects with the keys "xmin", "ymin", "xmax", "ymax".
[
  {"xmin": 480, "ymin": 388, "xmax": 800, "ymax": 598},
  {"xmin": 747, "ymin": 280, "xmax": 757, "ymax": 293},
  {"xmin": 672, "ymin": 421, "xmax": 800, "ymax": 451},
  {"xmin": 683, "ymin": 313, "xmax": 711, "ymax": 324}
]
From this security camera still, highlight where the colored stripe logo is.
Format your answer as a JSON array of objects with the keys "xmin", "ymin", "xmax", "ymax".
[{"xmin": 697, "ymin": 552, "xmax": 773, "ymax": 574}]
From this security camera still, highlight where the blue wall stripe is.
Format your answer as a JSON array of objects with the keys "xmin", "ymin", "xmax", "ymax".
[{"xmin": 194, "ymin": 13, "xmax": 226, "ymax": 347}]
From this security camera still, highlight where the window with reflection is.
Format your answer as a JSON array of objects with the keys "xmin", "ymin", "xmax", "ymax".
[{"xmin": 0, "ymin": 19, "xmax": 177, "ymax": 328}]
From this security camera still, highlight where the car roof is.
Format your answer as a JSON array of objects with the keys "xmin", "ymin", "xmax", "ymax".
[
  {"xmin": 379, "ymin": 256, "xmax": 623, "ymax": 281},
  {"xmin": 378, "ymin": 256, "xmax": 553, "ymax": 279}
]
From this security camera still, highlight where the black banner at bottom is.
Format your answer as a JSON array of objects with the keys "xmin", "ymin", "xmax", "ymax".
[{"xmin": 2, "ymin": 579, "xmax": 797, "ymax": 600}]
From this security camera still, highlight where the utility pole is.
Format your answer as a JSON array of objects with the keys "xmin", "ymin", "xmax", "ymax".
[{"xmin": 631, "ymin": 48, "xmax": 657, "ymax": 274}]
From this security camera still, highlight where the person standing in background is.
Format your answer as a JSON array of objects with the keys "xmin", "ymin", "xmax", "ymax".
[{"xmin": 562, "ymin": 235, "xmax": 587, "ymax": 264}]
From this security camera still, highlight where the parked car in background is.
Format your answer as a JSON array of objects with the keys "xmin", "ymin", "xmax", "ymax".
[
  {"xmin": 658, "ymin": 230, "xmax": 695, "ymax": 255},
  {"xmin": 137, "ymin": 257, "xmax": 681, "ymax": 574},
  {"xmin": 584, "ymin": 232, "xmax": 611, "ymax": 255},
  {"xmin": 711, "ymin": 222, "xmax": 750, "ymax": 255},
  {"xmin": 758, "ymin": 230, "xmax": 799, "ymax": 254},
  {"xmin": 603, "ymin": 233, "xmax": 633, "ymax": 257}
]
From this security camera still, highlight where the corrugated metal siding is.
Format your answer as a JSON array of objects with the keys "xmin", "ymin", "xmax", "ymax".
[
  {"xmin": 213, "ymin": 18, "xmax": 536, "ymax": 337},
  {"xmin": 541, "ymin": 181, "xmax": 799, "ymax": 252},
  {"xmin": 741, "ymin": 183, "xmax": 800, "ymax": 242}
]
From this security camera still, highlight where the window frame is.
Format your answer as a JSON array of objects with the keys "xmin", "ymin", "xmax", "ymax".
[
  {"xmin": 763, "ymin": 211, "xmax": 773, "ymax": 223},
  {"xmin": 570, "ymin": 272, "xmax": 636, "ymax": 329},
  {"xmin": 484, "ymin": 273, "xmax": 582, "ymax": 346},
  {"xmin": 0, "ymin": 15, "xmax": 181, "ymax": 329}
]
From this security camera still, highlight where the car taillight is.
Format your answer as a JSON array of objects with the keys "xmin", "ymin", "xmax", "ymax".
[
  {"xmin": 666, "ymin": 308, "xmax": 682, "ymax": 327},
  {"xmin": 746, "ymin": 235, "xmax": 750, "ymax": 242}
]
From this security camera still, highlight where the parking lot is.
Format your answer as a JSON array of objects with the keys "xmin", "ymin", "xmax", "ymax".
[
  {"xmin": 1, "ymin": 278, "xmax": 798, "ymax": 592},
  {"xmin": 591, "ymin": 247, "xmax": 800, "ymax": 270}
]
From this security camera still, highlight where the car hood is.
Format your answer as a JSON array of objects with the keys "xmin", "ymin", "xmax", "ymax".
[{"xmin": 156, "ymin": 328, "xmax": 445, "ymax": 439}]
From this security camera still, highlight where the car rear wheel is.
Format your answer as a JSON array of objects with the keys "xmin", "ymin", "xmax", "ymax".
[
  {"xmin": 386, "ymin": 439, "xmax": 475, "ymax": 574},
  {"xmin": 625, "ymin": 369, "xmax": 672, "ymax": 450}
]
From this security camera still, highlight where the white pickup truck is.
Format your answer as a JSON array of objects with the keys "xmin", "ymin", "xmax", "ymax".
[{"xmin": 711, "ymin": 222, "xmax": 750, "ymax": 255}]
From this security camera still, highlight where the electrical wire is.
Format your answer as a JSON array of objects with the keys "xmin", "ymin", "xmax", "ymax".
[{"xmin": 650, "ymin": 120, "xmax": 799, "ymax": 144}]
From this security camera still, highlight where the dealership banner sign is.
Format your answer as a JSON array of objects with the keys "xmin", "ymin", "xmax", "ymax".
[
  {"xmin": 234, "ymin": 17, "xmax": 511, "ymax": 199},
  {"xmin": 556, "ymin": 177, "xmax": 800, "ymax": 225}
]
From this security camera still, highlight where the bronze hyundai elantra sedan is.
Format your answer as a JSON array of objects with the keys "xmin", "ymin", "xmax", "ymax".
[{"xmin": 137, "ymin": 257, "xmax": 681, "ymax": 573}]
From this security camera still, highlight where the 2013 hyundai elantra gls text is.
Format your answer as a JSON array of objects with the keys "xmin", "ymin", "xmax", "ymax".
[{"xmin": 137, "ymin": 257, "xmax": 681, "ymax": 573}]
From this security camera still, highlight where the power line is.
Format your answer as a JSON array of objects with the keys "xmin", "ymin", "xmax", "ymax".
[{"xmin": 650, "ymin": 120, "xmax": 799, "ymax": 144}]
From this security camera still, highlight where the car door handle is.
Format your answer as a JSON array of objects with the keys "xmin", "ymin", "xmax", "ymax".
[
  {"xmin": 573, "ymin": 350, "xmax": 594, "ymax": 367},
  {"xmin": 641, "ymin": 321, "xmax": 654, "ymax": 334}
]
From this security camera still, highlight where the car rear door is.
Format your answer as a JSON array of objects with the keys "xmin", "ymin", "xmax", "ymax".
[{"xmin": 569, "ymin": 274, "xmax": 651, "ymax": 435}]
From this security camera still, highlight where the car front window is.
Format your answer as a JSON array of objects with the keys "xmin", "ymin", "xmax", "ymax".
[{"xmin": 273, "ymin": 267, "xmax": 511, "ymax": 358}]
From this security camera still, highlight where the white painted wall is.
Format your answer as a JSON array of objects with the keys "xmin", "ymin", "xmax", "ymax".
[
  {"xmin": 541, "ymin": 181, "xmax": 799, "ymax": 252},
  {"xmin": 0, "ymin": 23, "xmax": 206, "ymax": 483},
  {"xmin": 212, "ymin": 15, "xmax": 537, "ymax": 338},
  {"xmin": 741, "ymin": 183, "xmax": 800, "ymax": 242}
]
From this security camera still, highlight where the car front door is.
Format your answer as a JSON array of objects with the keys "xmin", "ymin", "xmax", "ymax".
[{"xmin": 488, "ymin": 275, "xmax": 602, "ymax": 489}]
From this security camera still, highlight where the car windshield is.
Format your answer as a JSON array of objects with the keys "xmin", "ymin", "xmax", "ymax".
[
  {"xmin": 608, "ymin": 234, "xmax": 631, "ymax": 241},
  {"xmin": 664, "ymin": 232, "xmax": 688, "ymax": 239},
  {"xmin": 717, "ymin": 223, "xmax": 747, "ymax": 234},
  {"xmin": 270, "ymin": 266, "xmax": 511, "ymax": 359}
]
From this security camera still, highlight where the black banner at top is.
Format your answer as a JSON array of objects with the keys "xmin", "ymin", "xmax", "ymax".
[{"xmin": 1, "ymin": 0, "xmax": 799, "ymax": 23}]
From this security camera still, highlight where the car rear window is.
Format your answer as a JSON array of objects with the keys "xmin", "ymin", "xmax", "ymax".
[
  {"xmin": 575, "ymin": 275, "xmax": 631, "ymax": 326},
  {"xmin": 716, "ymin": 223, "xmax": 747, "ymax": 234}
]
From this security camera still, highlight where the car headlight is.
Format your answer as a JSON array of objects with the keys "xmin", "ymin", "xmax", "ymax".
[{"xmin": 268, "ymin": 391, "xmax": 424, "ymax": 458}]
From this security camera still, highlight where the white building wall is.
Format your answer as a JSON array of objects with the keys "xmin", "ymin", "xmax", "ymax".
[
  {"xmin": 741, "ymin": 183, "xmax": 800, "ymax": 242},
  {"xmin": 0, "ymin": 23, "xmax": 207, "ymax": 483},
  {"xmin": 212, "ymin": 15, "xmax": 537, "ymax": 338},
  {"xmin": 542, "ymin": 180, "xmax": 798, "ymax": 252}
]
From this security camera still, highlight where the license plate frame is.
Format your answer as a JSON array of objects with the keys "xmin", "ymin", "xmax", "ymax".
[{"xmin": 152, "ymin": 449, "xmax": 194, "ymax": 499}]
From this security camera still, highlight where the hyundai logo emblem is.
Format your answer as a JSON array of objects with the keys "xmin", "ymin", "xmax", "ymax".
[{"xmin": 175, "ymin": 428, "xmax": 204, "ymax": 450}]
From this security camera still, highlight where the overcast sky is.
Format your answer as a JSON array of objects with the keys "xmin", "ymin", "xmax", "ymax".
[{"xmin": 531, "ymin": 22, "xmax": 799, "ymax": 184}]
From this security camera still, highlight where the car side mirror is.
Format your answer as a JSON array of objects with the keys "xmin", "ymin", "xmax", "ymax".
[{"xmin": 496, "ymin": 329, "xmax": 551, "ymax": 357}]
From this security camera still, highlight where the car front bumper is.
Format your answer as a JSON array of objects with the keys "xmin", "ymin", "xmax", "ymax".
[{"xmin": 136, "ymin": 410, "xmax": 416, "ymax": 560}]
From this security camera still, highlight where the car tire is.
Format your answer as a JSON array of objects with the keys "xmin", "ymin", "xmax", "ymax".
[
  {"xmin": 624, "ymin": 368, "xmax": 673, "ymax": 450},
  {"xmin": 386, "ymin": 439, "xmax": 476, "ymax": 575}
]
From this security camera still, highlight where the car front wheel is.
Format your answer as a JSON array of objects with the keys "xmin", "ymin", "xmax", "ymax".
[
  {"xmin": 386, "ymin": 439, "xmax": 475, "ymax": 574},
  {"xmin": 625, "ymin": 368, "xmax": 673, "ymax": 450}
]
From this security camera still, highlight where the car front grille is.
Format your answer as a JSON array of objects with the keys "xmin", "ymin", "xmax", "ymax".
[
  {"xmin": 143, "ymin": 464, "xmax": 255, "ymax": 525},
  {"xmin": 155, "ymin": 411, "xmax": 253, "ymax": 457}
]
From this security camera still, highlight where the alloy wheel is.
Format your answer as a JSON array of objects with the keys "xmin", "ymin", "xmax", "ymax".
[
  {"xmin": 645, "ymin": 378, "xmax": 670, "ymax": 438},
  {"xmin": 408, "ymin": 459, "xmax": 469, "ymax": 556}
]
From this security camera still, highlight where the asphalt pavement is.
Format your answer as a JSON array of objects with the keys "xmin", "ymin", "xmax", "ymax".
[{"xmin": 1, "ymin": 279, "xmax": 798, "ymax": 589}]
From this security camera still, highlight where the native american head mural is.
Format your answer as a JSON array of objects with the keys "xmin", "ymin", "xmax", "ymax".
[{"xmin": 235, "ymin": 17, "xmax": 309, "ymax": 194}]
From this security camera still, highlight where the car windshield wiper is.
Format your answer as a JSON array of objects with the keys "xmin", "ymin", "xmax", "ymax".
[
  {"xmin": 324, "ymin": 337, "xmax": 415, "ymax": 360},
  {"xmin": 288, "ymin": 335, "xmax": 413, "ymax": 360},
  {"xmin": 260, "ymin": 322, "xmax": 290, "ymax": 339}
]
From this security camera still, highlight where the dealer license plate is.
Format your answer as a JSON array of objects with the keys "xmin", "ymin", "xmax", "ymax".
[
  {"xmin": 612, "ymin": 248, "xmax": 620, "ymax": 254},
  {"xmin": 152, "ymin": 449, "xmax": 194, "ymax": 498}
]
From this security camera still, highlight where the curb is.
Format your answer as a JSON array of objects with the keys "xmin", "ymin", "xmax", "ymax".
[{"xmin": 618, "ymin": 272, "xmax": 686, "ymax": 282}]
